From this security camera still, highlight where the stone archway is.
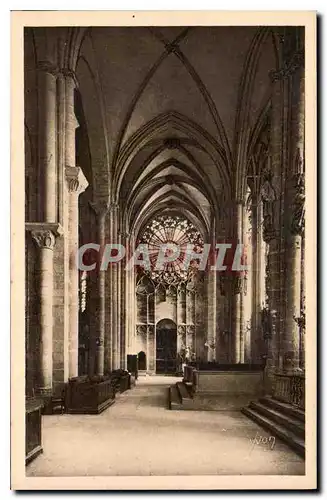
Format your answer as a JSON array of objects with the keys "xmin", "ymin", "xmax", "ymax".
[{"xmin": 156, "ymin": 319, "xmax": 177, "ymax": 374}]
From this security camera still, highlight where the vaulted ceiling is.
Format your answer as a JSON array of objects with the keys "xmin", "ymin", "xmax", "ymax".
[
  {"xmin": 73, "ymin": 26, "xmax": 278, "ymax": 237},
  {"xmin": 25, "ymin": 26, "xmax": 280, "ymax": 238}
]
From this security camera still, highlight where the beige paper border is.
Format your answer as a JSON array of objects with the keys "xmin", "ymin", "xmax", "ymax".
[{"xmin": 11, "ymin": 10, "xmax": 317, "ymax": 490}]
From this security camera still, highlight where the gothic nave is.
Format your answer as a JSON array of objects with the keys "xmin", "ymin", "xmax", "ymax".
[{"xmin": 24, "ymin": 24, "xmax": 307, "ymax": 476}]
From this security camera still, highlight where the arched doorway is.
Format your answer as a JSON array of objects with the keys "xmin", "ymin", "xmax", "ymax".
[{"xmin": 156, "ymin": 319, "xmax": 177, "ymax": 374}]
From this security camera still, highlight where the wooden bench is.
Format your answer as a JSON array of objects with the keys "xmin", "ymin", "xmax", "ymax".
[
  {"xmin": 65, "ymin": 375, "xmax": 115, "ymax": 414},
  {"xmin": 26, "ymin": 397, "xmax": 44, "ymax": 464}
]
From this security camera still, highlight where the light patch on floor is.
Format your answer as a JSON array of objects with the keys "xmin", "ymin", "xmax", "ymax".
[{"xmin": 26, "ymin": 376, "xmax": 305, "ymax": 476}]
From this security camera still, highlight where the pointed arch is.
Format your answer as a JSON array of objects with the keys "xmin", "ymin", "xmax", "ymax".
[
  {"xmin": 114, "ymin": 110, "xmax": 231, "ymax": 200},
  {"xmin": 234, "ymin": 27, "xmax": 279, "ymax": 200}
]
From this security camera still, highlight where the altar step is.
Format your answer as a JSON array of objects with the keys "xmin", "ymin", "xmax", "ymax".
[
  {"xmin": 242, "ymin": 396, "xmax": 305, "ymax": 457},
  {"xmin": 168, "ymin": 382, "xmax": 259, "ymax": 411}
]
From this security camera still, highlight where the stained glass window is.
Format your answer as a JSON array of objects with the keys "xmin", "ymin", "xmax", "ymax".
[{"xmin": 140, "ymin": 215, "xmax": 203, "ymax": 285}]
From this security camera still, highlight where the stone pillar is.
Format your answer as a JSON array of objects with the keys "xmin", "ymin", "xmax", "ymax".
[
  {"xmin": 65, "ymin": 167, "xmax": 88, "ymax": 378},
  {"xmin": 177, "ymin": 283, "xmax": 186, "ymax": 324},
  {"xmin": 124, "ymin": 233, "xmax": 133, "ymax": 356},
  {"xmin": 27, "ymin": 224, "xmax": 63, "ymax": 396},
  {"xmin": 90, "ymin": 201, "xmax": 109, "ymax": 376},
  {"xmin": 260, "ymin": 165, "xmax": 280, "ymax": 385},
  {"xmin": 207, "ymin": 270, "xmax": 217, "ymax": 362},
  {"xmin": 282, "ymin": 54, "xmax": 305, "ymax": 371},
  {"xmin": 116, "ymin": 228, "xmax": 122, "ymax": 369},
  {"xmin": 37, "ymin": 63, "xmax": 57, "ymax": 222},
  {"xmin": 216, "ymin": 275, "xmax": 229, "ymax": 363},
  {"xmin": 109, "ymin": 204, "xmax": 119, "ymax": 369},
  {"xmin": 264, "ymin": 236, "xmax": 280, "ymax": 380},
  {"xmin": 231, "ymin": 275, "xmax": 244, "ymax": 363},
  {"xmin": 268, "ymin": 38, "xmax": 305, "ymax": 378},
  {"xmin": 283, "ymin": 228, "xmax": 302, "ymax": 370},
  {"xmin": 299, "ymin": 233, "xmax": 305, "ymax": 369},
  {"xmin": 120, "ymin": 232, "xmax": 129, "ymax": 369},
  {"xmin": 231, "ymin": 202, "xmax": 245, "ymax": 363},
  {"xmin": 31, "ymin": 62, "xmax": 60, "ymax": 396},
  {"xmin": 243, "ymin": 200, "xmax": 252, "ymax": 363},
  {"xmin": 126, "ymin": 234, "xmax": 137, "ymax": 356},
  {"xmin": 64, "ymin": 71, "xmax": 78, "ymax": 168},
  {"xmin": 195, "ymin": 276, "xmax": 206, "ymax": 361},
  {"xmin": 250, "ymin": 199, "xmax": 263, "ymax": 363}
]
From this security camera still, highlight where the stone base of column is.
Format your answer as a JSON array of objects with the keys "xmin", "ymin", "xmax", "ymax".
[{"xmin": 36, "ymin": 387, "xmax": 53, "ymax": 398}]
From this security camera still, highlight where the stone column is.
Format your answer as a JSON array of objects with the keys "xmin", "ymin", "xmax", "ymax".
[
  {"xmin": 207, "ymin": 270, "xmax": 217, "ymax": 362},
  {"xmin": 195, "ymin": 276, "xmax": 206, "ymax": 361},
  {"xmin": 231, "ymin": 202, "xmax": 245, "ymax": 363},
  {"xmin": 243, "ymin": 200, "xmax": 252, "ymax": 363},
  {"xmin": 116, "ymin": 228, "xmax": 122, "ymax": 369},
  {"xmin": 120, "ymin": 232, "xmax": 129, "ymax": 369},
  {"xmin": 31, "ymin": 62, "xmax": 60, "ymax": 396},
  {"xmin": 109, "ymin": 204, "xmax": 119, "ymax": 369},
  {"xmin": 65, "ymin": 167, "xmax": 88, "ymax": 378},
  {"xmin": 37, "ymin": 62, "xmax": 57, "ymax": 222},
  {"xmin": 282, "ymin": 53, "xmax": 305, "ymax": 372},
  {"xmin": 64, "ymin": 71, "xmax": 78, "ymax": 168},
  {"xmin": 27, "ymin": 224, "xmax": 63, "ymax": 396},
  {"xmin": 231, "ymin": 275, "xmax": 244, "ymax": 363},
  {"xmin": 260, "ymin": 166, "xmax": 280, "ymax": 384},
  {"xmin": 283, "ymin": 229, "xmax": 302, "ymax": 370},
  {"xmin": 250, "ymin": 199, "xmax": 263, "ymax": 363},
  {"xmin": 126, "ymin": 234, "xmax": 137, "ymax": 356},
  {"xmin": 216, "ymin": 275, "xmax": 229, "ymax": 363},
  {"xmin": 186, "ymin": 288, "xmax": 195, "ymax": 356},
  {"xmin": 90, "ymin": 201, "xmax": 109, "ymax": 376},
  {"xmin": 268, "ymin": 38, "xmax": 305, "ymax": 377},
  {"xmin": 299, "ymin": 233, "xmax": 305, "ymax": 369},
  {"xmin": 177, "ymin": 283, "xmax": 186, "ymax": 324},
  {"xmin": 282, "ymin": 171, "xmax": 304, "ymax": 371},
  {"xmin": 124, "ymin": 233, "xmax": 133, "ymax": 356},
  {"xmin": 264, "ymin": 235, "xmax": 279, "ymax": 380}
]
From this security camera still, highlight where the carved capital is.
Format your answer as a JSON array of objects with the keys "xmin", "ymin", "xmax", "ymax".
[
  {"xmin": 65, "ymin": 166, "xmax": 89, "ymax": 195},
  {"xmin": 61, "ymin": 68, "xmax": 79, "ymax": 88},
  {"xmin": 136, "ymin": 325, "xmax": 147, "ymax": 337},
  {"xmin": 147, "ymin": 325, "xmax": 154, "ymax": 336},
  {"xmin": 31, "ymin": 230, "xmax": 56, "ymax": 250},
  {"xmin": 186, "ymin": 325, "xmax": 195, "ymax": 335},
  {"xmin": 26, "ymin": 222, "xmax": 63, "ymax": 250}
]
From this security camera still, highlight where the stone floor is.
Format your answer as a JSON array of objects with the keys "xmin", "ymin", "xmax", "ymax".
[{"xmin": 27, "ymin": 376, "xmax": 305, "ymax": 476}]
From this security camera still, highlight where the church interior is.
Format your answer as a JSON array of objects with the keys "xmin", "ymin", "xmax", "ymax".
[{"xmin": 24, "ymin": 25, "xmax": 306, "ymax": 476}]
